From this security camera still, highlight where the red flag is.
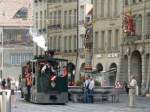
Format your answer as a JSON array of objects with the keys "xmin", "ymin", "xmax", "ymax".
[
  {"xmin": 63, "ymin": 67, "xmax": 68, "ymax": 77},
  {"xmin": 51, "ymin": 75, "xmax": 56, "ymax": 81}
]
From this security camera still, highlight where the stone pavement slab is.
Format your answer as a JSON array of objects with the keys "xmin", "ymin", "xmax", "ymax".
[{"xmin": 12, "ymin": 93, "xmax": 150, "ymax": 112}]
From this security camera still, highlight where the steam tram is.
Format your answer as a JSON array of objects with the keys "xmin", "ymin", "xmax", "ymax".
[{"xmin": 21, "ymin": 51, "xmax": 68, "ymax": 104}]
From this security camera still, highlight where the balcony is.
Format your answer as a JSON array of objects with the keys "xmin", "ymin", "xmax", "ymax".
[
  {"xmin": 63, "ymin": 24, "xmax": 75, "ymax": 29},
  {"xmin": 93, "ymin": 48, "xmax": 105, "ymax": 54},
  {"xmin": 47, "ymin": 24, "xmax": 62, "ymax": 30},
  {"xmin": 144, "ymin": 33, "xmax": 150, "ymax": 40},
  {"xmin": 123, "ymin": 35, "xmax": 142, "ymax": 45}
]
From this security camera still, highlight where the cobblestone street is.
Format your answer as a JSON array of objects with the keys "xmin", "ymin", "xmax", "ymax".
[{"xmin": 12, "ymin": 93, "xmax": 150, "ymax": 112}]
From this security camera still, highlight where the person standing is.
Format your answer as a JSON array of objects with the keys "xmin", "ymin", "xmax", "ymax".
[
  {"xmin": 25, "ymin": 71, "xmax": 32, "ymax": 101},
  {"xmin": 83, "ymin": 76, "xmax": 90, "ymax": 103},
  {"xmin": 7, "ymin": 77, "xmax": 11, "ymax": 89},
  {"xmin": 128, "ymin": 76, "xmax": 137, "ymax": 107},
  {"xmin": 1, "ymin": 78, "xmax": 6, "ymax": 89},
  {"xmin": 88, "ymin": 77, "xmax": 95, "ymax": 103},
  {"xmin": 124, "ymin": 81, "xmax": 129, "ymax": 95},
  {"xmin": 11, "ymin": 79, "xmax": 17, "ymax": 108}
]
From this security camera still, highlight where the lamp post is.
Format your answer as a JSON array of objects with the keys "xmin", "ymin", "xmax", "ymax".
[
  {"xmin": 74, "ymin": 0, "xmax": 79, "ymax": 81},
  {"xmin": 0, "ymin": 26, "xmax": 4, "ymax": 82},
  {"xmin": 84, "ymin": 1, "xmax": 93, "ymax": 76}
]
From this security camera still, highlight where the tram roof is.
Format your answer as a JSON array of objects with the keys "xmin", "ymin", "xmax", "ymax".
[{"xmin": 31, "ymin": 57, "xmax": 68, "ymax": 62}]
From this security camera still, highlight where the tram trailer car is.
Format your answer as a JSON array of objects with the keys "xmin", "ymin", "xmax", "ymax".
[{"xmin": 21, "ymin": 52, "xmax": 68, "ymax": 104}]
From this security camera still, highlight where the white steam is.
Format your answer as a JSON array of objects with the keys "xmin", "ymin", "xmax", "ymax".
[{"xmin": 29, "ymin": 28, "xmax": 47, "ymax": 51}]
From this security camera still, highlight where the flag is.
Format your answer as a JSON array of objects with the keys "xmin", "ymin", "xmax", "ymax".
[
  {"xmin": 51, "ymin": 75, "xmax": 56, "ymax": 81},
  {"xmin": 85, "ymin": 3, "xmax": 93, "ymax": 16}
]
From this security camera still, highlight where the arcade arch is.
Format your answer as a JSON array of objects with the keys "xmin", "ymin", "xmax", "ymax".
[
  {"xmin": 131, "ymin": 50, "xmax": 142, "ymax": 94},
  {"xmin": 109, "ymin": 63, "xmax": 117, "ymax": 86}
]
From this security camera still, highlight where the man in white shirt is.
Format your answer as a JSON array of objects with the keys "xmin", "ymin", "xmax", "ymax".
[
  {"xmin": 89, "ymin": 78, "xmax": 95, "ymax": 90},
  {"xmin": 83, "ymin": 76, "xmax": 90, "ymax": 103},
  {"xmin": 88, "ymin": 77, "xmax": 95, "ymax": 103},
  {"xmin": 129, "ymin": 76, "xmax": 137, "ymax": 107}
]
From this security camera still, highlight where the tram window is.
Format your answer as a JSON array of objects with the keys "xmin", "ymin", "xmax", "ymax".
[
  {"xmin": 32, "ymin": 62, "xmax": 36, "ymax": 74},
  {"xmin": 33, "ymin": 77, "xmax": 35, "ymax": 85}
]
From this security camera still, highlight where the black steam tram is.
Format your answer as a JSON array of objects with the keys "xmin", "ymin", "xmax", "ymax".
[{"xmin": 21, "ymin": 51, "xmax": 68, "ymax": 104}]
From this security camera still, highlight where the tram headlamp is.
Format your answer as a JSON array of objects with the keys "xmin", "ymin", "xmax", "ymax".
[{"xmin": 51, "ymin": 81, "xmax": 56, "ymax": 88}]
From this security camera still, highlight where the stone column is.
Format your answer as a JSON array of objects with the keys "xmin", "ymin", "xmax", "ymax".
[
  {"xmin": 146, "ymin": 56, "xmax": 150, "ymax": 92},
  {"xmin": 128, "ymin": 55, "xmax": 131, "ymax": 82},
  {"xmin": 116, "ymin": 54, "xmax": 123, "ymax": 81},
  {"xmin": 141, "ymin": 54, "xmax": 147, "ymax": 95},
  {"xmin": 142, "ymin": 54, "xmax": 146, "ymax": 85},
  {"xmin": 104, "ymin": 0, "xmax": 108, "ymax": 18}
]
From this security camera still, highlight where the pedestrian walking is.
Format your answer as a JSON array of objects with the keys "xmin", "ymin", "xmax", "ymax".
[{"xmin": 128, "ymin": 76, "xmax": 137, "ymax": 107}]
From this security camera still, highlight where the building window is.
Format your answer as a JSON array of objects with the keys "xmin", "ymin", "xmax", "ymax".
[
  {"xmin": 58, "ymin": 10, "xmax": 61, "ymax": 24},
  {"xmin": 10, "ymin": 53, "xmax": 33, "ymax": 65},
  {"xmin": 58, "ymin": 36, "xmax": 61, "ymax": 51},
  {"xmin": 44, "ymin": 10, "xmax": 46, "ymax": 29},
  {"xmin": 64, "ymin": 11, "xmax": 67, "ymax": 27},
  {"xmin": 49, "ymin": 37, "xmax": 52, "ymax": 50},
  {"xmin": 94, "ymin": 0, "xmax": 98, "ymax": 18},
  {"xmin": 94, "ymin": 32, "xmax": 98, "ymax": 51},
  {"xmin": 48, "ymin": 38, "xmax": 50, "ymax": 49},
  {"xmin": 36, "ymin": 12, "xmax": 38, "ymax": 29},
  {"xmin": 101, "ymin": 0, "xmax": 104, "ymax": 17},
  {"xmin": 40, "ymin": 11, "xmax": 42, "ymax": 29},
  {"xmin": 132, "ymin": 0, "xmax": 136, "ymax": 4},
  {"xmin": 135, "ymin": 15, "xmax": 142, "ymax": 36},
  {"xmin": 64, "ymin": 36, "xmax": 67, "ymax": 51},
  {"xmin": 101, "ymin": 31, "xmax": 105, "ymax": 50},
  {"xmin": 74, "ymin": 9, "xmax": 77, "ymax": 26},
  {"xmin": 55, "ymin": 36, "xmax": 58, "ymax": 51},
  {"xmin": 54, "ymin": 11, "xmax": 57, "ymax": 25},
  {"xmin": 13, "ymin": 7, "xmax": 28, "ymax": 19},
  {"xmin": 124, "ymin": 0, "xmax": 128, "ymax": 6},
  {"xmin": 146, "ymin": 13, "xmax": 150, "ymax": 34},
  {"xmin": 69, "ymin": 10, "xmax": 72, "ymax": 27},
  {"xmin": 107, "ymin": 0, "xmax": 111, "ymax": 17},
  {"xmin": 108, "ymin": 30, "xmax": 112, "ymax": 51},
  {"xmin": 114, "ymin": 0, "xmax": 118, "ymax": 17},
  {"xmin": 115, "ymin": 29, "xmax": 119, "ymax": 50},
  {"xmin": 53, "ymin": 36, "xmax": 56, "ymax": 50},
  {"xmin": 74, "ymin": 35, "xmax": 77, "ymax": 51},
  {"xmin": 69, "ymin": 36, "xmax": 72, "ymax": 51}
]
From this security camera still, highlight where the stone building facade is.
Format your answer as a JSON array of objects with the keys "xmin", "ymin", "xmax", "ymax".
[
  {"xmin": 118, "ymin": 0, "xmax": 150, "ymax": 94},
  {"xmin": 92, "ymin": 0, "xmax": 122, "ymax": 85},
  {"xmin": 33, "ymin": 0, "xmax": 78, "ymax": 81},
  {"xmin": 33, "ymin": 0, "xmax": 95, "ymax": 81},
  {"xmin": 0, "ymin": 0, "xmax": 33, "ymax": 80},
  {"xmin": 33, "ymin": 0, "xmax": 47, "ymax": 55},
  {"xmin": 33, "ymin": 0, "xmax": 150, "ymax": 91}
]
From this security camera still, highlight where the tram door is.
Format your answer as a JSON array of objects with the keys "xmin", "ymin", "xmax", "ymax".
[{"xmin": 31, "ymin": 61, "xmax": 37, "ymax": 95}]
